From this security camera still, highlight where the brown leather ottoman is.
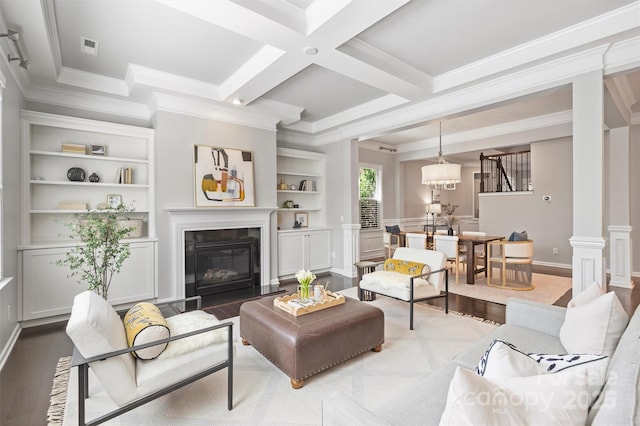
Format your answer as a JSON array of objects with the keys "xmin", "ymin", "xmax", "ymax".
[{"xmin": 240, "ymin": 295, "xmax": 384, "ymax": 389}]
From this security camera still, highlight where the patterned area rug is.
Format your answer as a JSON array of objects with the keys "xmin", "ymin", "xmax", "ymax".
[
  {"xmin": 55, "ymin": 290, "xmax": 497, "ymax": 425},
  {"xmin": 448, "ymin": 273, "xmax": 572, "ymax": 305}
]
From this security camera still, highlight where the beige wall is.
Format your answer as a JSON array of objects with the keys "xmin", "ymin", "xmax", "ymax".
[
  {"xmin": 480, "ymin": 138, "xmax": 573, "ymax": 265},
  {"xmin": 154, "ymin": 111, "xmax": 278, "ymax": 299}
]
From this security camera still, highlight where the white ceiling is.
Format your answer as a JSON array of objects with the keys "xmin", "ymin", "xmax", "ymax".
[{"xmin": 0, "ymin": 0, "xmax": 638, "ymax": 161}]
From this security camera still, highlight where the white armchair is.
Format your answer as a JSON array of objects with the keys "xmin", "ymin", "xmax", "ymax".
[
  {"xmin": 66, "ymin": 290, "xmax": 234, "ymax": 426},
  {"xmin": 359, "ymin": 247, "xmax": 448, "ymax": 330}
]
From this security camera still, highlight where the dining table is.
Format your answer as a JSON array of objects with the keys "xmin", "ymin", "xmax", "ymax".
[{"xmin": 457, "ymin": 234, "xmax": 504, "ymax": 284}]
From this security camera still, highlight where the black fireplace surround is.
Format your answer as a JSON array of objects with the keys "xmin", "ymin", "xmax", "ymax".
[{"xmin": 185, "ymin": 228, "xmax": 260, "ymax": 297}]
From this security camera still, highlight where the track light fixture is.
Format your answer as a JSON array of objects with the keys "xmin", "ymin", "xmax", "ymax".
[{"xmin": 0, "ymin": 29, "xmax": 31, "ymax": 70}]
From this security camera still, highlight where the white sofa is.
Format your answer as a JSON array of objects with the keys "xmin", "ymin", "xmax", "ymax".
[{"xmin": 322, "ymin": 297, "xmax": 640, "ymax": 425}]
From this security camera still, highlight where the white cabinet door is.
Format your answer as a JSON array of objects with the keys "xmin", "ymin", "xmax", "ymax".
[
  {"xmin": 278, "ymin": 229, "xmax": 331, "ymax": 277},
  {"xmin": 277, "ymin": 232, "xmax": 305, "ymax": 276},
  {"xmin": 21, "ymin": 241, "xmax": 156, "ymax": 321},
  {"xmin": 307, "ymin": 230, "xmax": 331, "ymax": 271}
]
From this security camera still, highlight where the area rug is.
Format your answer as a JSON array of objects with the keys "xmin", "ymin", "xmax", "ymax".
[
  {"xmin": 448, "ymin": 273, "xmax": 572, "ymax": 305},
  {"xmin": 56, "ymin": 290, "xmax": 497, "ymax": 425}
]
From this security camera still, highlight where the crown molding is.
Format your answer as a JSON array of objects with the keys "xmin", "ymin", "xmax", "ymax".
[
  {"xmin": 57, "ymin": 66, "xmax": 129, "ymax": 96},
  {"xmin": 434, "ymin": 1, "xmax": 640, "ymax": 93},
  {"xmin": 150, "ymin": 92, "xmax": 278, "ymax": 131},
  {"xmin": 251, "ymin": 98, "xmax": 303, "ymax": 125},
  {"xmin": 125, "ymin": 64, "xmax": 220, "ymax": 100},
  {"xmin": 24, "ymin": 84, "xmax": 150, "ymax": 119},
  {"xmin": 283, "ymin": 94, "xmax": 408, "ymax": 133},
  {"xmin": 41, "ymin": 0, "xmax": 62, "ymax": 74},
  {"xmin": 604, "ymin": 35, "xmax": 640, "ymax": 75}
]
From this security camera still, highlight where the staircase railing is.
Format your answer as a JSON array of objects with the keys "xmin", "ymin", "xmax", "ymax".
[{"xmin": 480, "ymin": 150, "xmax": 531, "ymax": 193}]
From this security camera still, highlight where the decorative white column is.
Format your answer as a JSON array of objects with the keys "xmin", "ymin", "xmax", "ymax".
[
  {"xmin": 608, "ymin": 127, "xmax": 633, "ymax": 288},
  {"xmin": 571, "ymin": 70, "xmax": 606, "ymax": 294},
  {"xmin": 608, "ymin": 225, "xmax": 633, "ymax": 288},
  {"xmin": 343, "ymin": 223, "xmax": 361, "ymax": 277}
]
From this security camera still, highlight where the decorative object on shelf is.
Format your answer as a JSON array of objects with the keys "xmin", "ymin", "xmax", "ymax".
[
  {"xmin": 107, "ymin": 193, "xmax": 123, "ymax": 208},
  {"xmin": 61, "ymin": 143, "xmax": 87, "ymax": 154},
  {"xmin": 56, "ymin": 203, "xmax": 137, "ymax": 299},
  {"xmin": 421, "ymin": 122, "xmax": 461, "ymax": 188},
  {"xmin": 91, "ymin": 144, "xmax": 106, "ymax": 156},
  {"xmin": 293, "ymin": 204, "xmax": 299, "ymax": 208},
  {"xmin": 66, "ymin": 167, "xmax": 86, "ymax": 182},
  {"xmin": 278, "ymin": 179, "xmax": 288, "ymax": 190},
  {"xmin": 298, "ymin": 179, "xmax": 314, "ymax": 191},
  {"xmin": 289, "ymin": 184, "xmax": 297, "ymax": 190},
  {"xmin": 295, "ymin": 212, "xmax": 308, "ymax": 228},
  {"xmin": 441, "ymin": 203, "xmax": 459, "ymax": 233},
  {"xmin": 194, "ymin": 144, "xmax": 255, "ymax": 207},
  {"xmin": 58, "ymin": 201, "xmax": 88, "ymax": 210},
  {"xmin": 293, "ymin": 220, "xmax": 301, "ymax": 229},
  {"xmin": 282, "ymin": 199, "xmax": 294, "ymax": 208},
  {"xmin": 89, "ymin": 172, "xmax": 100, "ymax": 182},
  {"xmin": 116, "ymin": 167, "xmax": 133, "ymax": 184},
  {"xmin": 295, "ymin": 269, "xmax": 316, "ymax": 301}
]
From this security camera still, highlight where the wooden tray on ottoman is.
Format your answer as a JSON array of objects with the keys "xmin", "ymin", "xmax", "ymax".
[{"xmin": 274, "ymin": 291, "xmax": 345, "ymax": 316}]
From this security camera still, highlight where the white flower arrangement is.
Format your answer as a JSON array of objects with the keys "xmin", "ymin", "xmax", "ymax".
[{"xmin": 295, "ymin": 269, "xmax": 316, "ymax": 286}]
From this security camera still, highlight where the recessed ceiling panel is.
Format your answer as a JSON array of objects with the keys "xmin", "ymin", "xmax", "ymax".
[
  {"xmin": 357, "ymin": 0, "xmax": 636, "ymax": 76},
  {"xmin": 53, "ymin": 0, "xmax": 262, "ymax": 83},
  {"xmin": 263, "ymin": 64, "xmax": 386, "ymax": 122}
]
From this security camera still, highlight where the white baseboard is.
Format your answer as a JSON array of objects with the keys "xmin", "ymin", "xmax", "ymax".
[
  {"xmin": 330, "ymin": 267, "xmax": 356, "ymax": 278},
  {"xmin": 0, "ymin": 324, "xmax": 21, "ymax": 371},
  {"xmin": 532, "ymin": 260, "xmax": 572, "ymax": 270}
]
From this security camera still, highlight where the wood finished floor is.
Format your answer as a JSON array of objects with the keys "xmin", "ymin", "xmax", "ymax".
[{"xmin": 2, "ymin": 267, "xmax": 638, "ymax": 426}]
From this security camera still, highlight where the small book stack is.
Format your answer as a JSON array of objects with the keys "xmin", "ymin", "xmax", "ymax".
[
  {"xmin": 58, "ymin": 201, "xmax": 88, "ymax": 210},
  {"xmin": 116, "ymin": 167, "xmax": 133, "ymax": 184},
  {"xmin": 298, "ymin": 179, "xmax": 315, "ymax": 191},
  {"xmin": 61, "ymin": 143, "xmax": 87, "ymax": 154}
]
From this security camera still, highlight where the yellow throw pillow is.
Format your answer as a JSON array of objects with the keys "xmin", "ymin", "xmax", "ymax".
[
  {"xmin": 383, "ymin": 258, "xmax": 429, "ymax": 276},
  {"xmin": 123, "ymin": 302, "xmax": 170, "ymax": 360}
]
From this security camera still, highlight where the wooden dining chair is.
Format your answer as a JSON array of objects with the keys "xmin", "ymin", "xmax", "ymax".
[
  {"xmin": 433, "ymin": 235, "xmax": 466, "ymax": 284},
  {"xmin": 406, "ymin": 232, "xmax": 428, "ymax": 249}
]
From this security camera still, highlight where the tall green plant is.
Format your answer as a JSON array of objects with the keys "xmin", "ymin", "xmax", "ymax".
[{"xmin": 58, "ymin": 204, "xmax": 136, "ymax": 299}]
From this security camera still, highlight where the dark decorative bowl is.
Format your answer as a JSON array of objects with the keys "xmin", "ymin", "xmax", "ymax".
[{"xmin": 67, "ymin": 167, "xmax": 86, "ymax": 182}]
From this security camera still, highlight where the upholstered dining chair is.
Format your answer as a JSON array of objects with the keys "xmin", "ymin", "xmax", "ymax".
[
  {"xmin": 487, "ymin": 239, "xmax": 534, "ymax": 290},
  {"xmin": 66, "ymin": 290, "xmax": 235, "ymax": 426},
  {"xmin": 433, "ymin": 234, "xmax": 466, "ymax": 284},
  {"xmin": 383, "ymin": 231, "xmax": 400, "ymax": 258},
  {"xmin": 358, "ymin": 247, "xmax": 448, "ymax": 330},
  {"xmin": 405, "ymin": 232, "xmax": 428, "ymax": 249}
]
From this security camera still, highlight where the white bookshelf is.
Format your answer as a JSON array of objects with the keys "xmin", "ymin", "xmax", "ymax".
[{"xmin": 19, "ymin": 111, "xmax": 157, "ymax": 322}]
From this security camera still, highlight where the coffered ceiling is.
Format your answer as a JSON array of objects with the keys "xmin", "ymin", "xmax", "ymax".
[{"xmin": 0, "ymin": 0, "xmax": 638, "ymax": 159}]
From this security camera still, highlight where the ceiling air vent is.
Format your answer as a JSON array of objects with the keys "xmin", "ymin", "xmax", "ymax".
[{"xmin": 80, "ymin": 36, "xmax": 99, "ymax": 56}]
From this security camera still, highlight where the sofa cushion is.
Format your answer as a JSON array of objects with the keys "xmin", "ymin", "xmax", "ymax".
[
  {"xmin": 383, "ymin": 258, "xmax": 428, "ymax": 276},
  {"xmin": 454, "ymin": 324, "xmax": 567, "ymax": 370},
  {"xmin": 559, "ymin": 282, "xmax": 629, "ymax": 356},
  {"xmin": 440, "ymin": 367, "xmax": 590, "ymax": 426},
  {"xmin": 123, "ymin": 302, "xmax": 170, "ymax": 360},
  {"xmin": 475, "ymin": 339, "xmax": 608, "ymax": 407}
]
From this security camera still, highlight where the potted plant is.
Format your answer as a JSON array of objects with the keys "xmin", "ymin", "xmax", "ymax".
[
  {"xmin": 57, "ymin": 204, "xmax": 137, "ymax": 299},
  {"xmin": 440, "ymin": 203, "xmax": 459, "ymax": 235}
]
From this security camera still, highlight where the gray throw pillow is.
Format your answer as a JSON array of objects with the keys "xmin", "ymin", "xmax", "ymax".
[{"xmin": 508, "ymin": 230, "xmax": 528, "ymax": 241}]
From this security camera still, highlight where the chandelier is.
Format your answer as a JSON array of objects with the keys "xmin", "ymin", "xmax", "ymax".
[{"xmin": 421, "ymin": 122, "xmax": 461, "ymax": 187}]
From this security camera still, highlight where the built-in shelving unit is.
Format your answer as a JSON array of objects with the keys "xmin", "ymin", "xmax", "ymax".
[
  {"xmin": 276, "ymin": 148, "xmax": 331, "ymax": 278},
  {"xmin": 19, "ymin": 111, "xmax": 157, "ymax": 323}
]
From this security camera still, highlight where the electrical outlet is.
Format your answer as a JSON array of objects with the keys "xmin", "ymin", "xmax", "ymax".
[{"xmin": 553, "ymin": 248, "xmax": 559, "ymax": 255}]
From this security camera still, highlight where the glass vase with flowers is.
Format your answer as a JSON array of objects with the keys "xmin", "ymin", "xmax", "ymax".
[{"xmin": 295, "ymin": 269, "xmax": 316, "ymax": 300}]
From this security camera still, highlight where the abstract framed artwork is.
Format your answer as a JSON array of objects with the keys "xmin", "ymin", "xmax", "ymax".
[{"xmin": 193, "ymin": 145, "xmax": 255, "ymax": 207}]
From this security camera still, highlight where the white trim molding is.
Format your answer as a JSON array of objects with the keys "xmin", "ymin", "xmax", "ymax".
[
  {"xmin": 569, "ymin": 236, "xmax": 606, "ymax": 294},
  {"xmin": 343, "ymin": 223, "xmax": 361, "ymax": 278},
  {"xmin": 608, "ymin": 225, "xmax": 634, "ymax": 289}
]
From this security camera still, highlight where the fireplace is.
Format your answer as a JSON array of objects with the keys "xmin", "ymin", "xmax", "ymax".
[
  {"xmin": 185, "ymin": 229, "xmax": 259, "ymax": 297},
  {"xmin": 168, "ymin": 207, "xmax": 275, "ymax": 300}
]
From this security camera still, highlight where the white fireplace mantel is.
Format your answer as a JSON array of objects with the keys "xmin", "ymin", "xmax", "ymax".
[{"xmin": 167, "ymin": 207, "xmax": 276, "ymax": 298}]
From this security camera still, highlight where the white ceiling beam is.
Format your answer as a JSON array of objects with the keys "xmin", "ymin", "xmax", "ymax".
[{"xmin": 305, "ymin": 0, "xmax": 352, "ymax": 35}]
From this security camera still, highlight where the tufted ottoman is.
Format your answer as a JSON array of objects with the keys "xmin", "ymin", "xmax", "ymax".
[{"xmin": 240, "ymin": 294, "xmax": 384, "ymax": 388}]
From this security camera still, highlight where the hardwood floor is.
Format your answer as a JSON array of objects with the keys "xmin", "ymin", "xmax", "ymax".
[{"xmin": 1, "ymin": 269, "xmax": 638, "ymax": 426}]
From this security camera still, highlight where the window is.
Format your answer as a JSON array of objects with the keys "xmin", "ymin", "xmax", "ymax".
[{"xmin": 359, "ymin": 165, "xmax": 382, "ymax": 229}]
